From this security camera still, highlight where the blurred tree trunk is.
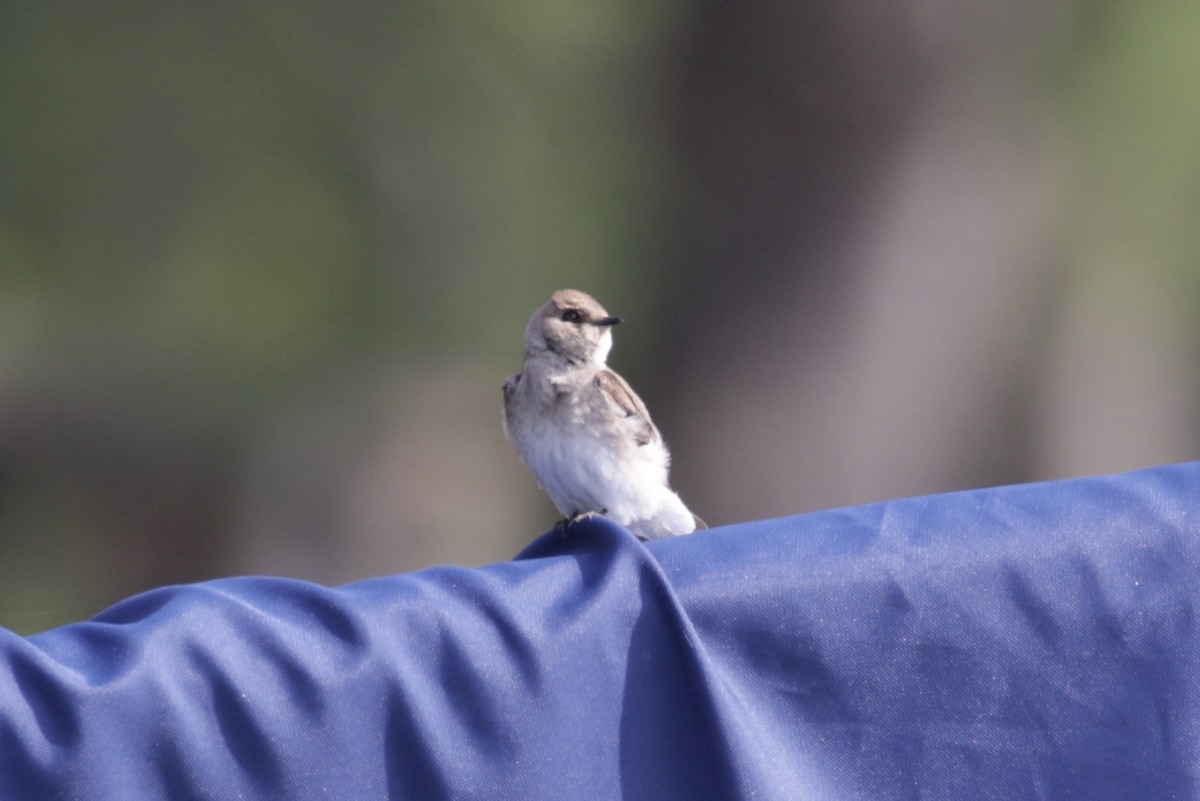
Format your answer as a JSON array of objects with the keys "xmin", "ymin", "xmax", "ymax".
[{"xmin": 656, "ymin": 2, "xmax": 1071, "ymax": 523}]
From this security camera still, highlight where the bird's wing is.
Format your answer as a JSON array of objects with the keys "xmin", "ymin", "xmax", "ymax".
[
  {"xmin": 501, "ymin": 374, "xmax": 520, "ymax": 438},
  {"xmin": 593, "ymin": 369, "xmax": 659, "ymax": 447},
  {"xmin": 502, "ymin": 374, "xmax": 520, "ymax": 404}
]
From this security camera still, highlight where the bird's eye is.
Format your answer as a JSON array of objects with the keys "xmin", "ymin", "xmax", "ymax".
[{"xmin": 561, "ymin": 309, "xmax": 583, "ymax": 324}]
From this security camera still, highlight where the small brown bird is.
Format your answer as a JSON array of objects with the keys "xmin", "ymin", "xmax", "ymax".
[{"xmin": 503, "ymin": 289, "xmax": 702, "ymax": 539}]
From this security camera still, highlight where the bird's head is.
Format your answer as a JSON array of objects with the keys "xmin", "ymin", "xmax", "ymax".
[{"xmin": 525, "ymin": 289, "xmax": 622, "ymax": 366}]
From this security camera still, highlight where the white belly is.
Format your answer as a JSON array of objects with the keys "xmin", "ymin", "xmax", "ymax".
[{"xmin": 516, "ymin": 428, "xmax": 694, "ymax": 538}]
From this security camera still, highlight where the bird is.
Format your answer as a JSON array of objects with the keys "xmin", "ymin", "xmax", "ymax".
[{"xmin": 503, "ymin": 289, "xmax": 703, "ymax": 539}]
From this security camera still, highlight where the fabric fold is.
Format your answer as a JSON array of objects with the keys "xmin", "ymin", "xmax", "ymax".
[{"xmin": 0, "ymin": 461, "xmax": 1196, "ymax": 799}]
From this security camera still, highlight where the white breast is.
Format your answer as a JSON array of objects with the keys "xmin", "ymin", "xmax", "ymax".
[{"xmin": 506, "ymin": 365, "xmax": 695, "ymax": 537}]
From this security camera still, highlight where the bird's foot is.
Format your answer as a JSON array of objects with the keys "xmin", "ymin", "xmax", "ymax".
[
  {"xmin": 558, "ymin": 509, "xmax": 608, "ymax": 536},
  {"xmin": 571, "ymin": 509, "xmax": 606, "ymax": 524}
]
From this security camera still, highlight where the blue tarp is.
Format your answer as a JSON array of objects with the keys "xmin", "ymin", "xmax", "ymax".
[{"xmin": 1, "ymin": 462, "xmax": 1198, "ymax": 799}]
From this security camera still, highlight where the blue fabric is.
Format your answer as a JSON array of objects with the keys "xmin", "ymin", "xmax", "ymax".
[{"xmin": 1, "ymin": 462, "xmax": 1198, "ymax": 799}]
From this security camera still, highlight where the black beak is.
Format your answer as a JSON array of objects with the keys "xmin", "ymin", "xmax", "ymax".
[{"xmin": 594, "ymin": 316, "xmax": 622, "ymax": 327}]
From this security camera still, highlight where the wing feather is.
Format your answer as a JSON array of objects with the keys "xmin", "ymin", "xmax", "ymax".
[{"xmin": 593, "ymin": 369, "xmax": 659, "ymax": 447}]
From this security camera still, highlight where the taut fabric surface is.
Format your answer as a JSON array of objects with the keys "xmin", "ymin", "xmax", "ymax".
[{"xmin": 1, "ymin": 462, "xmax": 1198, "ymax": 799}]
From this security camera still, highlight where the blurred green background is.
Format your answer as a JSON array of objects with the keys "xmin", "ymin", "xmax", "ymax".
[{"xmin": 1, "ymin": 2, "xmax": 1198, "ymax": 633}]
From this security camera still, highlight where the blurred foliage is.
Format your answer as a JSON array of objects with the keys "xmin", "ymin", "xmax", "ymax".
[
  {"xmin": 0, "ymin": 1, "xmax": 680, "ymax": 374},
  {"xmin": 1071, "ymin": 0, "xmax": 1200, "ymax": 297},
  {"xmin": 0, "ymin": 1, "xmax": 682, "ymax": 632}
]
